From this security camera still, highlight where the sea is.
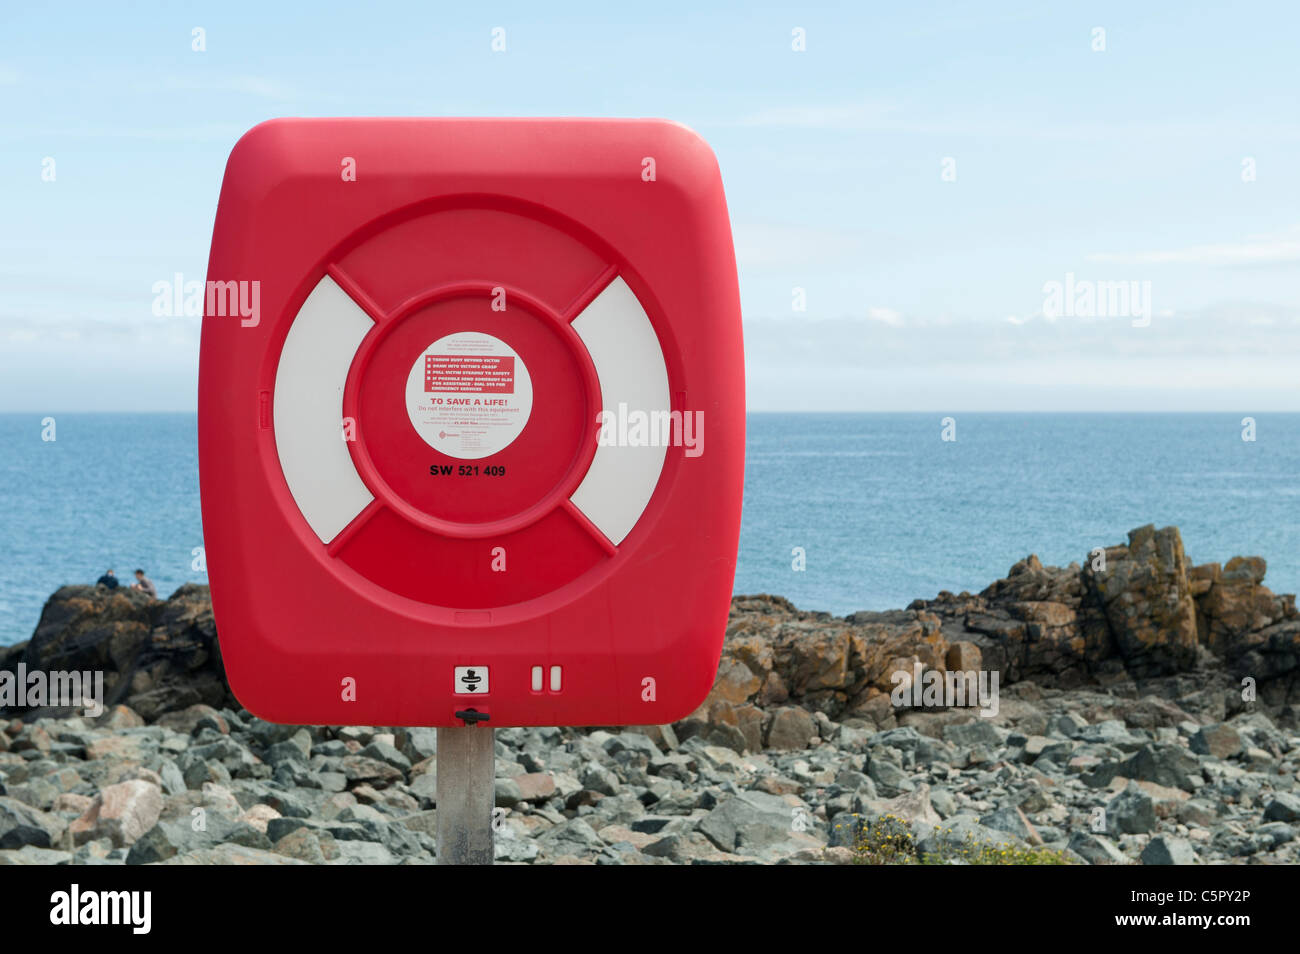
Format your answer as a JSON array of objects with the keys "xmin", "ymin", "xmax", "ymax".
[{"xmin": 1, "ymin": 412, "xmax": 1296, "ymax": 646}]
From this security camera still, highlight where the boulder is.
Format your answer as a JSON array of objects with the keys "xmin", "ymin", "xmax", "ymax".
[
  {"xmin": 765, "ymin": 706, "xmax": 817, "ymax": 750},
  {"xmin": 1141, "ymin": 835, "xmax": 1197, "ymax": 865},
  {"xmin": 0, "ymin": 796, "xmax": 67, "ymax": 850},
  {"xmin": 68, "ymin": 780, "xmax": 164, "ymax": 847}
]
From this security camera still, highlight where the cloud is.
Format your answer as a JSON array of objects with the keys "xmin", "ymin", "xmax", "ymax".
[
  {"xmin": 742, "ymin": 301, "xmax": 1300, "ymax": 410},
  {"xmin": 1088, "ymin": 228, "xmax": 1300, "ymax": 267},
  {"xmin": 0, "ymin": 313, "xmax": 200, "ymax": 348},
  {"xmin": 866, "ymin": 307, "xmax": 905, "ymax": 327}
]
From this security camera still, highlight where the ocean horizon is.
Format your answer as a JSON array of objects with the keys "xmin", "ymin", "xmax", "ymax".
[{"xmin": 1, "ymin": 411, "xmax": 1296, "ymax": 646}]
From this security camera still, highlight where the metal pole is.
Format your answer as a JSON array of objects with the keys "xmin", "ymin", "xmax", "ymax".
[{"xmin": 435, "ymin": 725, "xmax": 495, "ymax": 864}]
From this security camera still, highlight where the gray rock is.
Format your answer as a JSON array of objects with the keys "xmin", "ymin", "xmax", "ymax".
[
  {"xmin": 494, "ymin": 778, "xmax": 523, "ymax": 808},
  {"xmin": 358, "ymin": 741, "xmax": 412, "ymax": 772},
  {"xmin": 1177, "ymin": 799, "xmax": 1218, "ymax": 827},
  {"xmin": 331, "ymin": 841, "xmax": 398, "ymax": 864},
  {"xmin": 980, "ymin": 805, "xmax": 1038, "ymax": 843},
  {"xmin": 698, "ymin": 790, "xmax": 819, "ymax": 855},
  {"xmin": 396, "ymin": 727, "xmax": 438, "ymax": 763},
  {"xmin": 1119, "ymin": 744, "xmax": 1202, "ymax": 791},
  {"xmin": 1077, "ymin": 720, "xmax": 1139, "ymax": 748},
  {"xmin": 1067, "ymin": 831, "xmax": 1129, "ymax": 865},
  {"xmin": 603, "ymin": 733, "xmax": 660, "ymax": 759},
  {"xmin": 866, "ymin": 756, "xmax": 913, "ymax": 797},
  {"xmin": 1253, "ymin": 822, "xmax": 1294, "ymax": 849},
  {"xmin": 1106, "ymin": 782, "xmax": 1157, "ymax": 834},
  {"xmin": 1263, "ymin": 793, "xmax": 1300, "ymax": 823},
  {"xmin": 915, "ymin": 814, "xmax": 1024, "ymax": 860},
  {"xmin": 0, "ymin": 796, "xmax": 67, "ymax": 849},
  {"xmin": 1141, "ymin": 835, "xmax": 1197, "ymax": 865},
  {"xmin": 494, "ymin": 832, "xmax": 540, "ymax": 863},
  {"xmin": 265, "ymin": 740, "xmax": 309, "ymax": 766},
  {"xmin": 0, "ymin": 845, "xmax": 73, "ymax": 865},
  {"xmin": 579, "ymin": 763, "xmax": 621, "ymax": 797},
  {"xmin": 160, "ymin": 844, "xmax": 309, "ymax": 865},
  {"xmin": 942, "ymin": 721, "xmax": 1008, "ymax": 748},
  {"xmin": 1190, "ymin": 724, "xmax": 1242, "ymax": 760},
  {"xmin": 536, "ymin": 818, "xmax": 605, "ymax": 857}
]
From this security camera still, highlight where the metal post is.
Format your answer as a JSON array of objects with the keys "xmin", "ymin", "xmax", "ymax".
[{"xmin": 435, "ymin": 725, "xmax": 495, "ymax": 864}]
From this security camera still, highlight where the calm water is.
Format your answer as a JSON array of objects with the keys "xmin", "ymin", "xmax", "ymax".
[{"xmin": 1, "ymin": 413, "xmax": 1296, "ymax": 644}]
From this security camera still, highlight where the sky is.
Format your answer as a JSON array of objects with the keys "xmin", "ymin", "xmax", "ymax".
[{"xmin": 2, "ymin": 0, "xmax": 1298, "ymax": 411}]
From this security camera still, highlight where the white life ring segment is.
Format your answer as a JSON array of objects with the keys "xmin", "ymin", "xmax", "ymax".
[
  {"xmin": 273, "ymin": 272, "xmax": 669, "ymax": 555},
  {"xmin": 273, "ymin": 275, "xmax": 375, "ymax": 544},
  {"xmin": 568, "ymin": 277, "xmax": 670, "ymax": 545}
]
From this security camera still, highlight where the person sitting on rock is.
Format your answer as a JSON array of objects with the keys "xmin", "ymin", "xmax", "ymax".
[
  {"xmin": 95, "ymin": 569, "xmax": 119, "ymax": 589},
  {"xmin": 130, "ymin": 568, "xmax": 158, "ymax": 599}
]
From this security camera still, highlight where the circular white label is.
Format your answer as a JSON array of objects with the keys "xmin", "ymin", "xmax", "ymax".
[{"xmin": 405, "ymin": 331, "xmax": 533, "ymax": 459}]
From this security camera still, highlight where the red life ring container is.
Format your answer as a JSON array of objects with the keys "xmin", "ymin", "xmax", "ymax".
[{"xmin": 199, "ymin": 118, "xmax": 744, "ymax": 727}]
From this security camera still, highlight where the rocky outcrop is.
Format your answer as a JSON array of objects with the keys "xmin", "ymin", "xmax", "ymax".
[
  {"xmin": 674, "ymin": 524, "xmax": 1300, "ymax": 748},
  {"xmin": 1085, "ymin": 524, "xmax": 1200, "ymax": 676},
  {"xmin": 0, "ymin": 584, "xmax": 237, "ymax": 721},
  {"xmin": 4, "ymin": 525, "xmax": 1297, "ymax": 737},
  {"xmin": 1, "ymin": 523, "xmax": 1298, "ymax": 866}
]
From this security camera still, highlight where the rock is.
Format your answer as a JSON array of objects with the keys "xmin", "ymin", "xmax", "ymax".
[
  {"xmin": 160, "ymin": 844, "xmax": 310, "ymax": 865},
  {"xmin": 536, "ymin": 818, "xmax": 605, "ymax": 858},
  {"xmin": 155, "ymin": 704, "xmax": 227, "ymax": 736},
  {"xmin": 0, "ymin": 796, "xmax": 67, "ymax": 849},
  {"xmin": 95, "ymin": 705, "xmax": 145, "ymax": 729},
  {"xmin": 943, "ymin": 721, "xmax": 1007, "ymax": 748},
  {"xmin": 1177, "ymin": 799, "xmax": 1218, "ymax": 828},
  {"xmin": 1254, "ymin": 822, "xmax": 1294, "ymax": 850},
  {"xmin": 4, "ymin": 524, "xmax": 1300, "ymax": 867},
  {"xmin": 53, "ymin": 793, "xmax": 94, "ymax": 814},
  {"xmin": 1141, "ymin": 835, "xmax": 1197, "ymax": 865},
  {"xmin": 876, "ymin": 783, "xmax": 942, "ymax": 829},
  {"xmin": 339, "ymin": 756, "xmax": 403, "ymax": 787},
  {"xmin": 866, "ymin": 756, "xmax": 913, "ymax": 797},
  {"xmin": 1068, "ymin": 831, "xmax": 1129, "ymax": 865},
  {"xmin": 642, "ymin": 830, "xmax": 739, "ymax": 864},
  {"xmin": 980, "ymin": 805, "xmax": 1041, "ymax": 845},
  {"xmin": 69, "ymin": 780, "xmax": 163, "ymax": 847},
  {"xmin": 125, "ymin": 816, "xmax": 243, "ymax": 865},
  {"xmin": 1263, "ymin": 793, "xmax": 1300, "ymax": 823},
  {"xmin": 5, "ymin": 584, "xmax": 235, "ymax": 721},
  {"xmin": 236, "ymin": 804, "xmax": 281, "ymax": 834},
  {"xmin": 1106, "ymin": 782, "xmax": 1157, "ymax": 834},
  {"xmin": 1189, "ymin": 724, "xmax": 1242, "ymax": 760},
  {"xmin": 698, "ymin": 790, "xmax": 822, "ymax": 857},
  {"xmin": 494, "ymin": 778, "xmax": 523, "ymax": 808},
  {"xmin": 272, "ymin": 827, "xmax": 336, "ymax": 863},
  {"xmin": 1119, "ymin": 744, "xmax": 1202, "ymax": 791},
  {"xmin": 710, "ymin": 658, "xmax": 762, "ymax": 704},
  {"xmin": 915, "ymin": 814, "xmax": 1024, "ymax": 860},
  {"xmin": 358, "ymin": 740, "xmax": 412, "ymax": 772},
  {"xmin": 0, "ymin": 845, "xmax": 73, "ymax": 865},
  {"xmin": 945, "ymin": 641, "xmax": 982, "ymax": 673},
  {"xmin": 513, "ymin": 773, "xmax": 557, "ymax": 803},
  {"xmin": 1084, "ymin": 525, "xmax": 1199, "ymax": 677},
  {"xmin": 765, "ymin": 706, "xmax": 817, "ymax": 750},
  {"xmin": 579, "ymin": 763, "xmax": 620, "ymax": 797}
]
